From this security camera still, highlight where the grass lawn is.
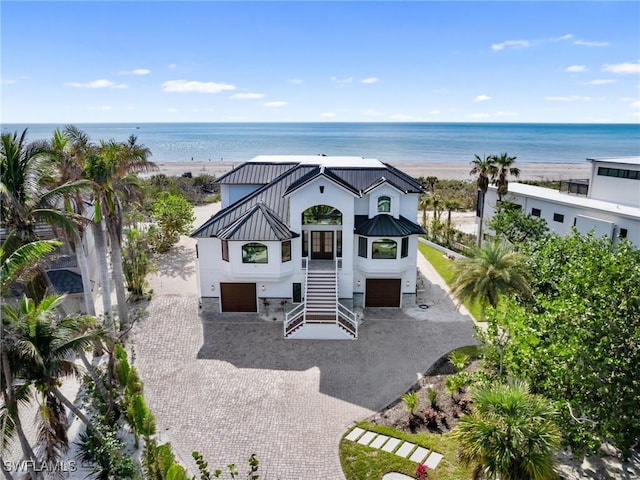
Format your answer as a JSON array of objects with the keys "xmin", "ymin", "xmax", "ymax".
[
  {"xmin": 418, "ymin": 242, "xmax": 483, "ymax": 321},
  {"xmin": 340, "ymin": 422, "xmax": 473, "ymax": 480}
]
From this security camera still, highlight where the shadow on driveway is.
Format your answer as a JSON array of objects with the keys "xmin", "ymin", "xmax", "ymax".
[{"xmin": 197, "ymin": 312, "xmax": 476, "ymax": 412}]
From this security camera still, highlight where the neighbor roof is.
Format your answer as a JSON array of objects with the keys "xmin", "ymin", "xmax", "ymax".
[{"xmin": 586, "ymin": 156, "xmax": 640, "ymax": 167}]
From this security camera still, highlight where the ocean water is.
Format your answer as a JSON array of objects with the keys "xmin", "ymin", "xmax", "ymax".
[{"xmin": 2, "ymin": 122, "xmax": 639, "ymax": 164}]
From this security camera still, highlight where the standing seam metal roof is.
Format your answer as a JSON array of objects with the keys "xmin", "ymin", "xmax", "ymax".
[
  {"xmin": 191, "ymin": 164, "xmax": 317, "ymax": 238},
  {"xmin": 216, "ymin": 202, "xmax": 299, "ymax": 241},
  {"xmin": 354, "ymin": 215, "xmax": 426, "ymax": 237},
  {"xmin": 215, "ymin": 162, "xmax": 298, "ymax": 184}
]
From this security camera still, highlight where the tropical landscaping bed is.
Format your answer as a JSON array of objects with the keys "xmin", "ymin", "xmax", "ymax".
[{"xmin": 340, "ymin": 347, "xmax": 481, "ymax": 480}]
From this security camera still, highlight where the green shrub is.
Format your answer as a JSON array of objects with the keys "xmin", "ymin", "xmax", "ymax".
[
  {"xmin": 449, "ymin": 351, "xmax": 469, "ymax": 372},
  {"xmin": 401, "ymin": 391, "xmax": 419, "ymax": 415}
]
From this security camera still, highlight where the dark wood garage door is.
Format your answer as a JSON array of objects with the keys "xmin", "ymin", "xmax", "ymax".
[
  {"xmin": 220, "ymin": 283, "xmax": 257, "ymax": 312},
  {"xmin": 365, "ymin": 279, "xmax": 401, "ymax": 307}
]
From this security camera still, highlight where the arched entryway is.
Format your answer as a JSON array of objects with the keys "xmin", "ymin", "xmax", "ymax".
[{"xmin": 301, "ymin": 205, "xmax": 342, "ymax": 260}]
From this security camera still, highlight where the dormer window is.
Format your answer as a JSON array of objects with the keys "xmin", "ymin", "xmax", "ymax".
[{"xmin": 378, "ymin": 196, "xmax": 391, "ymax": 213}]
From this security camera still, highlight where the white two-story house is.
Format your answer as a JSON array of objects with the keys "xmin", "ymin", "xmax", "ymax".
[
  {"xmin": 191, "ymin": 155, "xmax": 426, "ymax": 339},
  {"xmin": 480, "ymin": 156, "xmax": 640, "ymax": 246}
]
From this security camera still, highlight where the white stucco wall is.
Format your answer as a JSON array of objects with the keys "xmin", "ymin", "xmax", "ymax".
[
  {"xmin": 219, "ymin": 184, "xmax": 263, "ymax": 208},
  {"xmin": 367, "ymin": 184, "xmax": 402, "ymax": 218},
  {"xmin": 287, "ymin": 177, "xmax": 357, "ymax": 298},
  {"xmin": 588, "ymin": 161, "xmax": 640, "ymax": 207},
  {"xmin": 483, "ymin": 187, "xmax": 639, "ymax": 246}
]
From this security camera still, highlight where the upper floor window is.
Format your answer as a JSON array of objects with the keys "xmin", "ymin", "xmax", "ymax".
[
  {"xmin": 221, "ymin": 240, "xmax": 229, "ymax": 262},
  {"xmin": 281, "ymin": 240, "xmax": 291, "ymax": 262},
  {"xmin": 358, "ymin": 236, "xmax": 367, "ymax": 258},
  {"xmin": 597, "ymin": 167, "xmax": 639, "ymax": 180},
  {"xmin": 531, "ymin": 208, "xmax": 541, "ymax": 217},
  {"xmin": 302, "ymin": 205, "xmax": 342, "ymax": 225},
  {"xmin": 372, "ymin": 239, "xmax": 397, "ymax": 259},
  {"xmin": 242, "ymin": 242, "xmax": 268, "ymax": 263},
  {"xmin": 401, "ymin": 237, "xmax": 409, "ymax": 258},
  {"xmin": 377, "ymin": 196, "xmax": 391, "ymax": 213},
  {"xmin": 553, "ymin": 213, "xmax": 564, "ymax": 223}
]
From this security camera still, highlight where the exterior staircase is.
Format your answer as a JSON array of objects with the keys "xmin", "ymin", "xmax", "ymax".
[{"xmin": 284, "ymin": 258, "xmax": 358, "ymax": 339}]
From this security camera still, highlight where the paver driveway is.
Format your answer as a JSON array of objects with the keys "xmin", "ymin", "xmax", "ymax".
[
  {"xmin": 132, "ymin": 293, "xmax": 475, "ymax": 479},
  {"xmin": 131, "ymin": 205, "xmax": 476, "ymax": 479}
]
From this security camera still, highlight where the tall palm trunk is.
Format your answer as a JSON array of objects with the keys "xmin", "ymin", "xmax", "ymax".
[
  {"xmin": 73, "ymin": 230, "xmax": 96, "ymax": 316},
  {"xmin": 1, "ymin": 353, "xmax": 41, "ymax": 480},
  {"xmin": 477, "ymin": 197, "xmax": 485, "ymax": 246},
  {"xmin": 93, "ymin": 221, "xmax": 115, "ymax": 339},
  {"xmin": 108, "ymin": 228, "xmax": 128, "ymax": 329}
]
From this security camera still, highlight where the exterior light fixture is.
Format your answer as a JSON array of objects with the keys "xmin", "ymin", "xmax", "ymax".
[
  {"xmin": 319, "ymin": 185, "xmax": 325, "ymax": 193},
  {"xmin": 210, "ymin": 284, "xmax": 216, "ymax": 291},
  {"xmin": 406, "ymin": 280, "xmax": 410, "ymax": 287},
  {"xmin": 261, "ymin": 285, "xmax": 266, "ymax": 291},
  {"xmin": 356, "ymin": 280, "xmax": 361, "ymax": 287}
]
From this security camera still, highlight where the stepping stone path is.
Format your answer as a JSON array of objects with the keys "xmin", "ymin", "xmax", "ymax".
[{"xmin": 345, "ymin": 427, "xmax": 444, "ymax": 470}]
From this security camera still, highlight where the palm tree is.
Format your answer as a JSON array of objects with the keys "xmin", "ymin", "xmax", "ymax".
[
  {"xmin": 47, "ymin": 128, "xmax": 96, "ymax": 316},
  {"xmin": 444, "ymin": 199, "xmax": 463, "ymax": 246},
  {"xmin": 1, "ymin": 129, "xmax": 87, "ymax": 302},
  {"xmin": 425, "ymin": 176, "xmax": 439, "ymax": 195},
  {"xmin": 451, "ymin": 240, "xmax": 531, "ymax": 315},
  {"xmin": 86, "ymin": 135, "xmax": 156, "ymax": 330},
  {"xmin": 418, "ymin": 195, "xmax": 431, "ymax": 229},
  {"xmin": 2, "ymin": 295, "xmax": 105, "ymax": 467},
  {"xmin": 452, "ymin": 378, "xmax": 561, "ymax": 480},
  {"xmin": 490, "ymin": 152, "xmax": 520, "ymax": 202},
  {"xmin": 470, "ymin": 154, "xmax": 494, "ymax": 246},
  {"xmin": 64, "ymin": 127, "xmax": 116, "ymax": 334}
]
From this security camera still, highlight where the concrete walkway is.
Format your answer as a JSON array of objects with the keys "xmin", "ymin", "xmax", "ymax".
[{"xmin": 130, "ymin": 203, "xmax": 477, "ymax": 479}]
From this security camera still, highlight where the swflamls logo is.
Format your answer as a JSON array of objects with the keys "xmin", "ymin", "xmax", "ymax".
[{"xmin": 2, "ymin": 460, "xmax": 78, "ymax": 472}]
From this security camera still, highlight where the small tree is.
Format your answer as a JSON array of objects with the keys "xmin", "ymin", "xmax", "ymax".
[
  {"xmin": 487, "ymin": 202, "xmax": 548, "ymax": 247},
  {"xmin": 122, "ymin": 228, "xmax": 155, "ymax": 297},
  {"xmin": 149, "ymin": 193, "xmax": 195, "ymax": 253}
]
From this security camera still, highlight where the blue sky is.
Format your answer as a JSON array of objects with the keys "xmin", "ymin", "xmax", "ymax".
[{"xmin": 2, "ymin": 1, "xmax": 639, "ymax": 123}]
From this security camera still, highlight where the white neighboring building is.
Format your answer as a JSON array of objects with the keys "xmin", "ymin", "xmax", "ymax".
[
  {"xmin": 191, "ymin": 155, "xmax": 426, "ymax": 339},
  {"xmin": 480, "ymin": 157, "xmax": 640, "ymax": 246}
]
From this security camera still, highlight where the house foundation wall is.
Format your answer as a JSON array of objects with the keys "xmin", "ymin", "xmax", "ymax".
[{"xmin": 200, "ymin": 297, "xmax": 220, "ymax": 313}]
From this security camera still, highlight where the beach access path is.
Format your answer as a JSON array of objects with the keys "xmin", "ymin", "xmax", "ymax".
[{"xmin": 129, "ymin": 202, "xmax": 477, "ymax": 479}]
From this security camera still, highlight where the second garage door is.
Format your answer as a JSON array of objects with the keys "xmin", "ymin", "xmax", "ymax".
[
  {"xmin": 220, "ymin": 283, "xmax": 257, "ymax": 312},
  {"xmin": 365, "ymin": 279, "xmax": 401, "ymax": 307}
]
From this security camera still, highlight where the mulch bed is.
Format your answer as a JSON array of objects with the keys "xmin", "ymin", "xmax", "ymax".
[{"xmin": 367, "ymin": 355, "xmax": 480, "ymax": 434}]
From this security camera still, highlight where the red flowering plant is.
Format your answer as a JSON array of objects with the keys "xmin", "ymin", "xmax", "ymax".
[{"xmin": 415, "ymin": 463, "xmax": 428, "ymax": 479}]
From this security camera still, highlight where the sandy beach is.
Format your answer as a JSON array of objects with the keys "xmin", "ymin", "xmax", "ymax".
[{"xmin": 150, "ymin": 160, "xmax": 591, "ymax": 182}]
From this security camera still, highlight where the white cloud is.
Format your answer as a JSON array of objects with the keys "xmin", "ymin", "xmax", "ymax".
[
  {"xmin": 579, "ymin": 79, "xmax": 616, "ymax": 86},
  {"xmin": 469, "ymin": 113, "xmax": 491, "ymax": 119},
  {"xmin": 168, "ymin": 64, "xmax": 177, "ymax": 69},
  {"xmin": 574, "ymin": 40, "xmax": 610, "ymax": 47},
  {"xmin": 162, "ymin": 80, "xmax": 235, "ymax": 93},
  {"xmin": 363, "ymin": 109, "xmax": 385, "ymax": 117},
  {"xmin": 66, "ymin": 79, "xmax": 128, "ymax": 89},
  {"xmin": 545, "ymin": 95, "xmax": 591, "ymax": 102},
  {"xmin": 320, "ymin": 112, "xmax": 336, "ymax": 118},
  {"xmin": 361, "ymin": 77, "xmax": 380, "ymax": 84},
  {"xmin": 494, "ymin": 111, "xmax": 519, "ymax": 118},
  {"xmin": 290, "ymin": 78, "xmax": 303, "ymax": 85},
  {"xmin": 263, "ymin": 101, "xmax": 287, "ymax": 107},
  {"xmin": 553, "ymin": 34, "xmax": 574, "ymax": 41},
  {"xmin": 491, "ymin": 40, "xmax": 530, "ymax": 51},
  {"xmin": 390, "ymin": 113, "xmax": 415, "ymax": 120},
  {"xmin": 331, "ymin": 76, "xmax": 353, "ymax": 84},
  {"xmin": 230, "ymin": 93, "xmax": 265, "ymax": 100},
  {"xmin": 473, "ymin": 94, "xmax": 492, "ymax": 102},
  {"xmin": 126, "ymin": 106, "xmax": 135, "ymax": 111},
  {"xmin": 429, "ymin": 110, "xmax": 441, "ymax": 115},
  {"xmin": 168, "ymin": 108, "xmax": 179, "ymax": 112},
  {"xmin": 602, "ymin": 62, "xmax": 640, "ymax": 74},
  {"xmin": 119, "ymin": 68, "xmax": 150, "ymax": 75},
  {"xmin": 631, "ymin": 100, "xmax": 640, "ymax": 109},
  {"xmin": 1, "ymin": 78, "xmax": 16, "ymax": 85},
  {"xmin": 87, "ymin": 105, "xmax": 112, "ymax": 111},
  {"xmin": 565, "ymin": 65, "xmax": 587, "ymax": 73}
]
